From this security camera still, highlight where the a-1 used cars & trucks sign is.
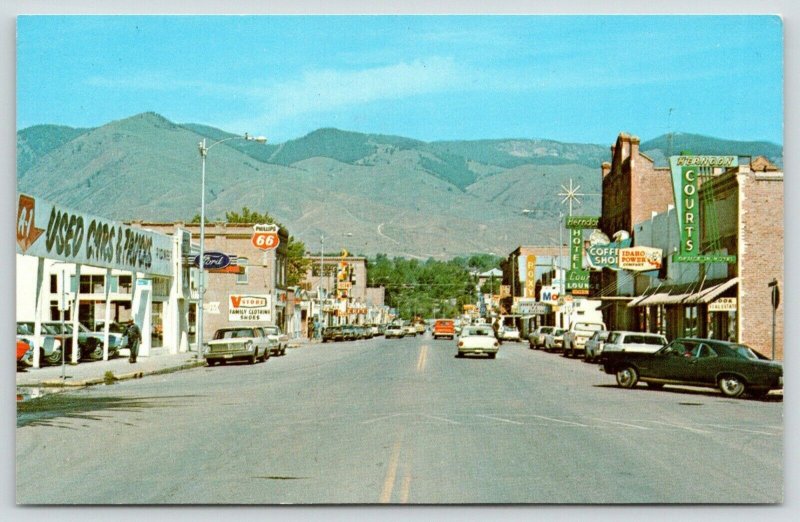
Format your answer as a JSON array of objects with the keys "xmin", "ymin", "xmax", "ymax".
[{"xmin": 16, "ymin": 193, "xmax": 173, "ymax": 276}]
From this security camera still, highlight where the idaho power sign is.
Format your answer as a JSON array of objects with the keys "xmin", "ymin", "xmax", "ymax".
[
  {"xmin": 16, "ymin": 193, "xmax": 173, "ymax": 276},
  {"xmin": 229, "ymin": 294, "xmax": 272, "ymax": 322}
]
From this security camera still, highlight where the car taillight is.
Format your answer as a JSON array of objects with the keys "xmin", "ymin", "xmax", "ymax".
[
  {"xmin": 458, "ymin": 341, "xmax": 464, "ymax": 347},
  {"xmin": 494, "ymin": 341, "xmax": 499, "ymax": 347}
]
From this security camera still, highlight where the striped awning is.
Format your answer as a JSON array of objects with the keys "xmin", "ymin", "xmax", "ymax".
[{"xmin": 628, "ymin": 278, "xmax": 738, "ymax": 307}]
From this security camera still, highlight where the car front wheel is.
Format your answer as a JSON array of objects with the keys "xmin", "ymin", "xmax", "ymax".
[
  {"xmin": 719, "ymin": 375, "xmax": 746, "ymax": 398},
  {"xmin": 616, "ymin": 366, "xmax": 639, "ymax": 388}
]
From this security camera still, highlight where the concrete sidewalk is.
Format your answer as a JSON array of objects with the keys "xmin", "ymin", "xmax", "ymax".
[
  {"xmin": 16, "ymin": 338, "xmax": 316, "ymax": 388},
  {"xmin": 16, "ymin": 347, "xmax": 206, "ymax": 388}
]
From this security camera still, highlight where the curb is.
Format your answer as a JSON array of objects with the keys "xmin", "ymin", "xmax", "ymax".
[{"xmin": 23, "ymin": 359, "xmax": 207, "ymax": 389}]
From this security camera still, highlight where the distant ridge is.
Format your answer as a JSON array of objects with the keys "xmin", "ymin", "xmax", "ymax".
[{"xmin": 16, "ymin": 113, "xmax": 783, "ymax": 258}]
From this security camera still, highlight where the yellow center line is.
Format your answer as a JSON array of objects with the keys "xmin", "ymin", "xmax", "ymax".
[
  {"xmin": 379, "ymin": 433, "xmax": 404, "ymax": 503},
  {"xmin": 399, "ymin": 449, "xmax": 413, "ymax": 504},
  {"xmin": 416, "ymin": 345, "xmax": 428, "ymax": 372}
]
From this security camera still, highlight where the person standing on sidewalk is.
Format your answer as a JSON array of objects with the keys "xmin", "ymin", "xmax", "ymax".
[{"xmin": 126, "ymin": 320, "xmax": 141, "ymax": 363}]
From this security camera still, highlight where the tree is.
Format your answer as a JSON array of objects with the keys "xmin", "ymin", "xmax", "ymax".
[{"xmin": 191, "ymin": 207, "xmax": 310, "ymax": 288}]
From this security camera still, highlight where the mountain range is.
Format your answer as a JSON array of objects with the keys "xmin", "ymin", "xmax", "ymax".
[{"xmin": 17, "ymin": 112, "xmax": 783, "ymax": 259}]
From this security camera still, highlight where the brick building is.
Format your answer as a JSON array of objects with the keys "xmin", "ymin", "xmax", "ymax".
[
  {"xmin": 596, "ymin": 133, "xmax": 784, "ymax": 360},
  {"xmin": 138, "ymin": 221, "xmax": 290, "ymax": 341}
]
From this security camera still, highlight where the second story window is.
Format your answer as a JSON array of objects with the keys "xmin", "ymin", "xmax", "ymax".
[{"xmin": 237, "ymin": 258, "xmax": 249, "ymax": 284}]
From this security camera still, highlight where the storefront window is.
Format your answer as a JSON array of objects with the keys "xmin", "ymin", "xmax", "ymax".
[{"xmin": 684, "ymin": 306, "xmax": 699, "ymax": 337}]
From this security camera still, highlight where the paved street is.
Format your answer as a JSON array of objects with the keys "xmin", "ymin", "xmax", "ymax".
[{"xmin": 16, "ymin": 334, "xmax": 783, "ymax": 504}]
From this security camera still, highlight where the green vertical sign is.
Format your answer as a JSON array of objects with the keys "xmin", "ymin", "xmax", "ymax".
[
  {"xmin": 570, "ymin": 227, "xmax": 583, "ymax": 271},
  {"xmin": 669, "ymin": 155, "xmax": 738, "ymax": 263}
]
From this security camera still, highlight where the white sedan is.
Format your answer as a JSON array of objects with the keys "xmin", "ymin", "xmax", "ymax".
[
  {"xmin": 456, "ymin": 325, "xmax": 500, "ymax": 359},
  {"xmin": 497, "ymin": 326, "xmax": 521, "ymax": 342}
]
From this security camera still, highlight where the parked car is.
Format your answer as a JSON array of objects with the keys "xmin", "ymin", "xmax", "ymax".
[
  {"xmin": 543, "ymin": 328, "xmax": 567, "ymax": 352},
  {"xmin": 433, "ymin": 319, "xmax": 456, "ymax": 340},
  {"xmin": 361, "ymin": 325, "xmax": 374, "ymax": 339},
  {"xmin": 601, "ymin": 331, "xmax": 669, "ymax": 355},
  {"xmin": 600, "ymin": 338, "xmax": 783, "ymax": 398},
  {"xmin": 262, "ymin": 325, "xmax": 289, "ymax": 356},
  {"xmin": 204, "ymin": 326, "xmax": 272, "ymax": 366},
  {"xmin": 456, "ymin": 325, "xmax": 500, "ymax": 359},
  {"xmin": 322, "ymin": 326, "xmax": 344, "ymax": 343},
  {"xmin": 17, "ymin": 339, "xmax": 33, "ymax": 368},
  {"xmin": 528, "ymin": 326, "xmax": 556, "ymax": 350},
  {"xmin": 497, "ymin": 326, "xmax": 521, "ymax": 343},
  {"xmin": 42, "ymin": 321, "xmax": 105, "ymax": 361},
  {"xmin": 89, "ymin": 320, "xmax": 129, "ymax": 357},
  {"xmin": 562, "ymin": 321, "xmax": 607, "ymax": 358},
  {"xmin": 16, "ymin": 322, "xmax": 63, "ymax": 365},
  {"xmin": 583, "ymin": 330, "xmax": 611, "ymax": 363},
  {"xmin": 341, "ymin": 324, "xmax": 359, "ymax": 341},
  {"xmin": 385, "ymin": 324, "xmax": 406, "ymax": 339}
]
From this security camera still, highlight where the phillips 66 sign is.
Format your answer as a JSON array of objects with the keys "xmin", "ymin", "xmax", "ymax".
[{"xmin": 251, "ymin": 223, "xmax": 280, "ymax": 251}]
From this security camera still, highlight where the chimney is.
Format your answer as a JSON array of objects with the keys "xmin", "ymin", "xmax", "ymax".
[
  {"xmin": 601, "ymin": 162, "xmax": 612, "ymax": 179},
  {"xmin": 630, "ymin": 135, "xmax": 640, "ymax": 169}
]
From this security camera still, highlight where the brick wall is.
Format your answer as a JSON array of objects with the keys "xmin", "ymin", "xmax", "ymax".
[{"xmin": 738, "ymin": 170, "xmax": 784, "ymax": 360}]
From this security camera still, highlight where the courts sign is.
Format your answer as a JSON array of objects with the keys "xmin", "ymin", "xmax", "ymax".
[
  {"xmin": 16, "ymin": 193, "xmax": 173, "ymax": 276},
  {"xmin": 669, "ymin": 156, "xmax": 737, "ymax": 264}
]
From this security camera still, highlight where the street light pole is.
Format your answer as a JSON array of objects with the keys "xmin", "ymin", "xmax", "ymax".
[
  {"xmin": 196, "ymin": 133, "xmax": 267, "ymax": 357},
  {"xmin": 318, "ymin": 234, "xmax": 325, "ymax": 338}
]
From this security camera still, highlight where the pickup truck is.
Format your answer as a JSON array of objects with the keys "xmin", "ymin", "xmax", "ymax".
[
  {"xmin": 433, "ymin": 319, "xmax": 456, "ymax": 340},
  {"xmin": 205, "ymin": 326, "xmax": 272, "ymax": 366},
  {"xmin": 562, "ymin": 321, "xmax": 607, "ymax": 358}
]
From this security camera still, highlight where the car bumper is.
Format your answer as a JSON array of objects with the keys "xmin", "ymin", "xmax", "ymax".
[
  {"xmin": 205, "ymin": 345, "xmax": 257, "ymax": 360},
  {"xmin": 459, "ymin": 347, "xmax": 499, "ymax": 355}
]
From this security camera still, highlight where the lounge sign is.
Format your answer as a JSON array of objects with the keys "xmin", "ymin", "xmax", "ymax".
[
  {"xmin": 669, "ymin": 156, "xmax": 737, "ymax": 264},
  {"xmin": 16, "ymin": 193, "xmax": 173, "ymax": 276}
]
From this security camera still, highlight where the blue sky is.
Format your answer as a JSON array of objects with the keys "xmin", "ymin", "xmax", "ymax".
[{"xmin": 17, "ymin": 15, "xmax": 784, "ymax": 144}]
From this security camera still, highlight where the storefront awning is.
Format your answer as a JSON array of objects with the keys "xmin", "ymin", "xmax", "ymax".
[
  {"xmin": 686, "ymin": 277, "xmax": 739, "ymax": 304},
  {"xmin": 628, "ymin": 278, "xmax": 739, "ymax": 307}
]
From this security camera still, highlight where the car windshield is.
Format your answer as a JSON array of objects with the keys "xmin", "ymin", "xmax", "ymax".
[
  {"xmin": 464, "ymin": 327, "xmax": 492, "ymax": 336},
  {"xmin": 625, "ymin": 334, "xmax": 666, "ymax": 345},
  {"xmin": 592, "ymin": 332, "xmax": 610, "ymax": 341},
  {"xmin": 46, "ymin": 323, "xmax": 74, "ymax": 334},
  {"xmin": 554, "ymin": 329, "xmax": 566, "ymax": 335},
  {"xmin": 576, "ymin": 324, "xmax": 603, "ymax": 332},
  {"xmin": 214, "ymin": 328, "xmax": 255, "ymax": 339},
  {"xmin": 101, "ymin": 323, "xmax": 127, "ymax": 334}
]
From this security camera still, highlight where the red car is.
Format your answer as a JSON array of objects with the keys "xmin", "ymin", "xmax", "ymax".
[{"xmin": 17, "ymin": 339, "xmax": 32, "ymax": 367}]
